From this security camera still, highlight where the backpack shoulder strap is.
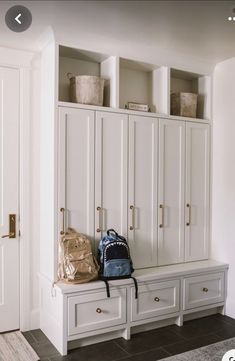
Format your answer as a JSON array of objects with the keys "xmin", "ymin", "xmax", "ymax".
[
  {"xmin": 103, "ymin": 279, "xmax": 110, "ymax": 298},
  {"xmin": 131, "ymin": 276, "xmax": 138, "ymax": 299}
]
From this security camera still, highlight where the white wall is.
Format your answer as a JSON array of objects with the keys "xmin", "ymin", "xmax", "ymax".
[
  {"xmin": 30, "ymin": 53, "xmax": 41, "ymax": 328},
  {"xmin": 211, "ymin": 57, "xmax": 235, "ymax": 318}
]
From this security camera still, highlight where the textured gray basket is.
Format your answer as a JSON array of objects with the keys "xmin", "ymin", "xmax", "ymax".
[
  {"xmin": 171, "ymin": 92, "xmax": 198, "ymax": 118},
  {"xmin": 68, "ymin": 73, "xmax": 105, "ymax": 106}
]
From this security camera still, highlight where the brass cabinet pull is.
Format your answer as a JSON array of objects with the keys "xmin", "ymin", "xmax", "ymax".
[
  {"xmin": 96, "ymin": 206, "xmax": 102, "ymax": 233},
  {"xmin": 1, "ymin": 214, "xmax": 16, "ymax": 239},
  {"xmin": 96, "ymin": 307, "xmax": 102, "ymax": 313},
  {"xmin": 154, "ymin": 297, "xmax": 160, "ymax": 302},
  {"xmin": 60, "ymin": 208, "xmax": 65, "ymax": 235},
  {"xmin": 203, "ymin": 287, "xmax": 208, "ymax": 293},
  {"xmin": 186, "ymin": 203, "xmax": 191, "ymax": 226},
  {"xmin": 129, "ymin": 205, "xmax": 134, "ymax": 230},
  {"xmin": 159, "ymin": 204, "xmax": 164, "ymax": 228}
]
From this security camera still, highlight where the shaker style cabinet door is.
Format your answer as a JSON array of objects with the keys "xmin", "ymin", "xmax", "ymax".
[
  {"xmin": 95, "ymin": 112, "xmax": 128, "ymax": 243},
  {"xmin": 185, "ymin": 122, "xmax": 210, "ymax": 261},
  {"xmin": 158, "ymin": 118, "xmax": 185, "ymax": 265},
  {"xmin": 128, "ymin": 115, "xmax": 158, "ymax": 268},
  {"xmin": 58, "ymin": 107, "xmax": 95, "ymax": 242}
]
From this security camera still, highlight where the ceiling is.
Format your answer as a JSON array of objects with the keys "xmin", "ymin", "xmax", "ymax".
[{"xmin": 1, "ymin": 0, "xmax": 235, "ymax": 73}]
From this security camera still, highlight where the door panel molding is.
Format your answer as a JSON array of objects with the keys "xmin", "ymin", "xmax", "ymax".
[
  {"xmin": 185, "ymin": 122, "xmax": 210, "ymax": 261},
  {"xmin": 95, "ymin": 111, "xmax": 128, "ymax": 244},
  {"xmin": 128, "ymin": 115, "xmax": 158, "ymax": 268},
  {"xmin": 158, "ymin": 118, "xmax": 185, "ymax": 265}
]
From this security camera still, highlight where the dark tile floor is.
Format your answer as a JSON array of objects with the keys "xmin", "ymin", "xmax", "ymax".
[{"xmin": 22, "ymin": 314, "xmax": 235, "ymax": 361}]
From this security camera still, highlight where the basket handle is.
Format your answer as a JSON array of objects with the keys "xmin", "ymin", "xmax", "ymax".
[{"xmin": 67, "ymin": 72, "xmax": 74, "ymax": 80}]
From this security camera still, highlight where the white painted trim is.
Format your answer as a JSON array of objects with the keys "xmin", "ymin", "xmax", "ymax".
[
  {"xmin": 0, "ymin": 47, "xmax": 34, "ymax": 68},
  {"xmin": 0, "ymin": 46, "xmax": 35, "ymax": 331},
  {"xmin": 58, "ymin": 101, "xmax": 212, "ymax": 124},
  {"xmin": 19, "ymin": 66, "xmax": 31, "ymax": 331}
]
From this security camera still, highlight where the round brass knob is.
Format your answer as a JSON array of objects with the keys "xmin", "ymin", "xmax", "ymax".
[
  {"xmin": 129, "ymin": 226, "xmax": 134, "ymax": 230},
  {"xmin": 96, "ymin": 228, "xmax": 101, "ymax": 233},
  {"xmin": 96, "ymin": 307, "xmax": 102, "ymax": 314},
  {"xmin": 154, "ymin": 297, "xmax": 160, "ymax": 302},
  {"xmin": 203, "ymin": 287, "xmax": 208, "ymax": 293}
]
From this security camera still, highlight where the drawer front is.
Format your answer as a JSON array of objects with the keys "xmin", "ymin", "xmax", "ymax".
[
  {"xmin": 131, "ymin": 280, "xmax": 180, "ymax": 322},
  {"xmin": 68, "ymin": 288, "xmax": 126, "ymax": 336},
  {"xmin": 183, "ymin": 272, "xmax": 225, "ymax": 310}
]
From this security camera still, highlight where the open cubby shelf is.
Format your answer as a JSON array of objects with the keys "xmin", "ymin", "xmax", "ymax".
[{"xmin": 58, "ymin": 45, "xmax": 212, "ymax": 120}]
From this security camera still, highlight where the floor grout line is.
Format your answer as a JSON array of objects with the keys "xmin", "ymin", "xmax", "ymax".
[{"xmin": 112, "ymin": 340, "xmax": 132, "ymax": 356}]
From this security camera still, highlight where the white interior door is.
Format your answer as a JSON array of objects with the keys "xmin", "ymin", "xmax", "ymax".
[
  {"xmin": 185, "ymin": 122, "xmax": 210, "ymax": 261},
  {"xmin": 95, "ymin": 111, "xmax": 128, "ymax": 243},
  {"xmin": 58, "ymin": 107, "xmax": 95, "ymax": 244},
  {"xmin": 128, "ymin": 115, "xmax": 158, "ymax": 269},
  {"xmin": 0, "ymin": 67, "xmax": 19, "ymax": 332},
  {"xmin": 158, "ymin": 118, "xmax": 185, "ymax": 265}
]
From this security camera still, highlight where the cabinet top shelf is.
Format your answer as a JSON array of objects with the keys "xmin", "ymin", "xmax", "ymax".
[{"xmin": 58, "ymin": 101, "xmax": 211, "ymax": 124}]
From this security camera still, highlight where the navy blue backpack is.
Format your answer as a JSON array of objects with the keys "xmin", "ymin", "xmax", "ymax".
[{"xmin": 97, "ymin": 229, "xmax": 138, "ymax": 298}]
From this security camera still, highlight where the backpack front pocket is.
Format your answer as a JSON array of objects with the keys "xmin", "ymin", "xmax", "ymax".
[{"xmin": 103, "ymin": 259, "xmax": 132, "ymax": 277}]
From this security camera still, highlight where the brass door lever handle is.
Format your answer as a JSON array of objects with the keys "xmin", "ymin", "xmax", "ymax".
[
  {"xmin": 1, "ymin": 232, "xmax": 15, "ymax": 238},
  {"xmin": 1, "ymin": 215, "xmax": 16, "ymax": 238}
]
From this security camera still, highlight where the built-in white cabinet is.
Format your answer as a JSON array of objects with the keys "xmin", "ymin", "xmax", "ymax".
[
  {"xmin": 128, "ymin": 115, "xmax": 158, "ymax": 268},
  {"xmin": 158, "ymin": 118, "xmax": 185, "ymax": 265},
  {"xmin": 95, "ymin": 112, "xmax": 128, "ymax": 242},
  {"xmin": 58, "ymin": 108, "xmax": 128, "ymax": 249},
  {"xmin": 39, "ymin": 41, "xmax": 225, "ymax": 358},
  {"xmin": 58, "ymin": 107, "xmax": 95, "ymax": 240},
  {"xmin": 158, "ymin": 119, "xmax": 210, "ymax": 266},
  {"xmin": 58, "ymin": 106, "xmax": 210, "ymax": 267},
  {"xmin": 185, "ymin": 122, "xmax": 210, "ymax": 261},
  {"xmin": 40, "ymin": 260, "xmax": 227, "ymax": 355}
]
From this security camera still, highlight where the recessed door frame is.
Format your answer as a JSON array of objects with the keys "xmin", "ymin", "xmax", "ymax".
[{"xmin": 0, "ymin": 47, "xmax": 35, "ymax": 331}]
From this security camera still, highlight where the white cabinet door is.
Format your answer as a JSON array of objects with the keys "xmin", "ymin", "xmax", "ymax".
[
  {"xmin": 95, "ymin": 112, "xmax": 128, "ymax": 243},
  {"xmin": 58, "ymin": 107, "xmax": 95, "ymax": 243},
  {"xmin": 185, "ymin": 122, "xmax": 210, "ymax": 261},
  {"xmin": 0, "ymin": 67, "xmax": 19, "ymax": 332},
  {"xmin": 128, "ymin": 115, "xmax": 158, "ymax": 269},
  {"xmin": 158, "ymin": 119, "xmax": 185, "ymax": 265}
]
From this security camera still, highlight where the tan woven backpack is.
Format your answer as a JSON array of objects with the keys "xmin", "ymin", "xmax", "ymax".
[{"xmin": 58, "ymin": 228, "xmax": 99, "ymax": 284}]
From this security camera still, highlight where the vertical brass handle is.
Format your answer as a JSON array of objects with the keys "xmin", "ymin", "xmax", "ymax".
[
  {"xmin": 60, "ymin": 208, "xmax": 65, "ymax": 235},
  {"xmin": 186, "ymin": 204, "xmax": 191, "ymax": 226},
  {"xmin": 129, "ymin": 205, "xmax": 134, "ymax": 230},
  {"xmin": 1, "ymin": 214, "xmax": 16, "ymax": 239},
  {"xmin": 96, "ymin": 206, "xmax": 102, "ymax": 233},
  {"xmin": 159, "ymin": 204, "xmax": 164, "ymax": 228}
]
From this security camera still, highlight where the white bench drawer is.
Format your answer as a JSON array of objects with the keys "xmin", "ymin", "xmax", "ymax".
[
  {"xmin": 68, "ymin": 288, "xmax": 126, "ymax": 336},
  {"xmin": 131, "ymin": 280, "xmax": 180, "ymax": 322},
  {"xmin": 183, "ymin": 272, "xmax": 225, "ymax": 310}
]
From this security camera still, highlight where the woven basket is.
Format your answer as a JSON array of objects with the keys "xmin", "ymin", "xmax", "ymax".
[
  {"xmin": 171, "ymin": 92, "xmax": 198, "ymax": 118},
  {"xmin": 68, "ymin": 73, "xmax": 105, "ymax": 106}
]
